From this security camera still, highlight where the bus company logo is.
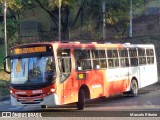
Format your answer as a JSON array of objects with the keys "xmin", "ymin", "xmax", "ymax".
[{"xmin": 2, "ymin": 112, "xmax": 12, "ymax": 118}]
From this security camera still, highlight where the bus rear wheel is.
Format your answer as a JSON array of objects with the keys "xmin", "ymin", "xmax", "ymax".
[
  {"xmin": 123, "ymin": 79, "xmax": 138, "ymax": 97},
  {"xmin": 130, "ymin": 79, "xmax": 138, "ymax": 96},
  {"xmin": 77, "ymin": 89, "xmax": 85, "ymax": 110}
]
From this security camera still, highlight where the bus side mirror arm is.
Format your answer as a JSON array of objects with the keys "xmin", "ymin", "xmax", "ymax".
[{"xmin": 4, "ymin": 56, "xmax": 11, "ymax": 74}]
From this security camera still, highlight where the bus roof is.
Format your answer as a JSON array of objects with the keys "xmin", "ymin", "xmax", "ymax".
[
  {"xmin": 55, "ymin": 42, "xmax": 154, "ymax": 49},
  {"xmin": 10, "ymin": 41, "xmax": 155, "ymax": 50}
]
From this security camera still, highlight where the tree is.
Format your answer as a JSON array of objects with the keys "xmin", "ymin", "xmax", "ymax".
[
  {"xmin": 0, "ymin": 0, "xmax": 76, "ymax": 42},
  {"xmin": 32, "ymin": 0, "xmax": 74, "ymax": 39},
  {"xmin": 0, "ymin": 0, "xmax": 21, "ymax": 10},
  {"xmin": 72, "ymin": 0, "xmax": 149, "ymax": 39},
  {"xmin": 0, "ymin": 0, "xmax": 22, "ymax": 46},
  {"xmin": 105, "ymin": 0, "xmax": 147, "ymax": 38},
  {"xmin": 0, "ymin": 0, "xmax": 21, "ymax": 70},
  {"xmin": 0, "ymin": 0, "xmax": 151, "ymax": 42}
]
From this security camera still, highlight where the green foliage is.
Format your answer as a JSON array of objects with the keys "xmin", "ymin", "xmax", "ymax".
[
  {"xmin": 0, "ymin": 0, "xmax": 22, "ymax": 46},
  {"xmin": 48, "ymin": 0, "xmax": 74, "ymax": 8},
  {"xmin": 0, "ymin": 0, "xmax": 22, "ymax": 10},
  {"xmin": 6, "ymin": 17, "xmax": 19, "ymax": 46},
  {"xmin": 0, "ymin": 46, "xmax": 5, "ymax": 70},
  {"xmin": 0, "ymin": 0, "xmax": 151, "ymax": 42},
  {"xmin": 0, "ymin": 80, "xmax": 9, "ymax": 96},
  {"xmin": 70, "ymin": 0, "xmax": 148, "ymax": 39},
  {"xmin": 104, "ymin": 0, "xmax": 147, "ymax": 37}
]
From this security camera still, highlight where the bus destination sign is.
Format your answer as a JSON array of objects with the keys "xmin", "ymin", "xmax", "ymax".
[{"xmin": 11, "ymin": 46, "xmax": 47, "ymax": 55}]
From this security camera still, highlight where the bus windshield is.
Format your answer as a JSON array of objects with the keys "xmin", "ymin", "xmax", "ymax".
[{"xmin": 11, "ymin": 56, "xmax": 56, "ymax": 84}]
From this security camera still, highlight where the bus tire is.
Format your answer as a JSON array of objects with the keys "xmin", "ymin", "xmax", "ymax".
[
  {"xmin": 77, "ymin": 89, "xmax": 85, "ymax": 110},
  {"xmin": 41, "ymin": 105, "xmax": 47, "ymax": 109},
  {"xmin": 130, "ymin": 79, "xmax": 138, "ymax": 97}
]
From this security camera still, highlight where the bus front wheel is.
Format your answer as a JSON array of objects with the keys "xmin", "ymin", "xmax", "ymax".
[
  {"xmin": 77, "ymin": 89, "xmax": 85, "ymax": 110},
  {"xmin": 130, "ymin": 79, "xmax": 138, "ymax": 96}
]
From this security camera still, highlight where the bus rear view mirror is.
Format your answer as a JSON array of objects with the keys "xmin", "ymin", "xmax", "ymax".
[{"xmin": 4, "ymin": 56, "xmax": 11, "ymax": 74}]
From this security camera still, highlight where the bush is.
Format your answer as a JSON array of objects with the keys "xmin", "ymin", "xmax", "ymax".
[
  {"xmin": 0, "ymin": 45, "xmax": 10, "ymax": 96},
  {"xmin": 0, "ymin": 80, "xmax": 10, "ymax": 96},
  {"xmin": 0, "ymin": 45, "xmax": 5, "ymax": 70}
]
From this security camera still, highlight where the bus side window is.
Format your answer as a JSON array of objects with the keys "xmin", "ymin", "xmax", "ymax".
[
  {"xmin": 146, "ymin": 49, "xmax": 154, "ymax": 64},
  {"xmin": 107, "ymin": 49, "xmax": 119, "ymax": 68},
  {"xmin": 74, "ymin": 49, "xmax": 91, "ymax": 71},
  {"xmin": 129, "ymin": 48, "xmax": 138, "ymax": 66},
  {"xmin": 99, "ymin": 50, "xmax": 107, "ymax": 68},
  {"xmin": 130, "ymin": 58, "xmax": 138, "ymax": 66},
  {"xmin": 91, "ymin": 49, "xmax": 107, "ymax": 69},
  {"xmin": 119, "ymin": 48, "xmax": 129, "ymax": 67},
  {"xmin": 74, "ymin": 50, "xmax": 82, "ymax": 70},
  {"xmin": 57, "ymin": 49, "xmax": 71, "ymax": 83},
  {"xmin": 108, "ymin": 59, "xmax": 113, "ymax": 67},
  {"xmin": 138, "ymin": 48, "xmax": 146, "ymax": 65}
]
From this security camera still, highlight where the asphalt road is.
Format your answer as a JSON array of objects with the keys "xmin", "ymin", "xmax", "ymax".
[{"xmin": 0, "ymin": 82, "xmax": 160, "ymax": 117}]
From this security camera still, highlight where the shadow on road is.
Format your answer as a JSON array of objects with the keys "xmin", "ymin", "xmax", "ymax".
[{"xmin": 16, "ymin": 82, "xmax": 160, "ymax": 112}]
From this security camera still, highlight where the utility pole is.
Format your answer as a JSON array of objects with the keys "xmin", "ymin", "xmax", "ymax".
[
  {"xmin": 102, "ymin": 0, "xmax": 106, "ymax": 40},
  {"xmin": 58, "ymin": 0, "xmax": 62, "ymax": 41},
  {"xmin": 4, "ymin": 1, "xmax": 8, "ymax": 70},
  {"xmin": 129, "ymin": 0, "xmax": 133, "ymax": 38}
]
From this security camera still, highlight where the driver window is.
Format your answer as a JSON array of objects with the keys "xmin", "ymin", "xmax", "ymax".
[
  {"xmin": 45, "ymin": 57, "xmax": 56, "ymax": 82},
  {"xmin": 57, "ymin": 49, "xmax": 71, "ymax": 83},
  {"xmin": 45, "ymin": 57, "xmax": 55, "ymax": 72}
]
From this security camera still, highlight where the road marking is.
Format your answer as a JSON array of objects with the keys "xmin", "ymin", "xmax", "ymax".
[{"xmin": 142, "ymin": 101, "xmax": 158, "ymax": 109}]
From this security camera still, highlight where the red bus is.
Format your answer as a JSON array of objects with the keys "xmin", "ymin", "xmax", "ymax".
[{"xmin": 4, "ymin": 42, "xmax": 158, "ymax": 110}]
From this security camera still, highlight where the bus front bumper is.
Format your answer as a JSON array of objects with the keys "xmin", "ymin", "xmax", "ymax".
[{"xmin": 10, "ymin": 93, "xmax": 60, "ymax": 106}]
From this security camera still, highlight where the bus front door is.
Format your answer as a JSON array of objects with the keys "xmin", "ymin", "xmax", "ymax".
[{"xmin": 58, "ymin": 49, "xmax": 74, "ymax": 104}]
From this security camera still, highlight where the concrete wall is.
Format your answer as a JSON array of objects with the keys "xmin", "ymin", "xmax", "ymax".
[
  {"xmin": 134, "ymin": 0, "xmax": 160, "ymax": 16},
  {"xmin": 133, "ymin": 15, "xmax": 160, "ymax": 37}
]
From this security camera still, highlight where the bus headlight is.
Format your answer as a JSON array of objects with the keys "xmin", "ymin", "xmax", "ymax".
[
  {"xmin": 50, "ymin": 88, "xmax": 56, "ymax": 93},
  {"xmin": 10, "ymin": 90, "xmax": 13, "ymax": 94}
]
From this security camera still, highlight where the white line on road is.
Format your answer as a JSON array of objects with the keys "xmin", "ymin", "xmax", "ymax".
[{"xmin": 142, "ymin": 101, "xmax": 158, "ymax": 109}]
